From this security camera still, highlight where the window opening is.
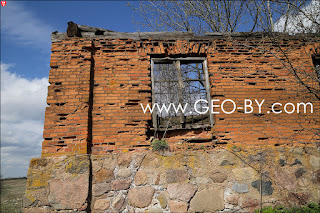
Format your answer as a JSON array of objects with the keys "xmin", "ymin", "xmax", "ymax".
[
  {"xmin": 151, "ymin": 57, "xmax": 213, "ymax": 131},
  {"xmin": 312, "ymin": 54, "xmax": 320, "ymax": 86}
]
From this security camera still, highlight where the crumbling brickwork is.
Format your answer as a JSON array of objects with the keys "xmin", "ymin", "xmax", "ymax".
[
  {"xmin": 42, "ymin": 23, "xmax": 320, "ymax": 156},
  {"xmin": 42, "ymin": 39, "xmax": 93, "ymax": 155},
  {"xmin": 25, "ymin": 23, "xmax": 320, "ymax": 213}
]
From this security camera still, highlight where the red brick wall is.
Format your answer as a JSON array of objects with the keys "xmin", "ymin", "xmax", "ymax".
[
  {"xmin": 91, "ymin": 39, "xmax": 151, "ymax": 153},
  {"xmin": 42, "ymin": 39, "xmax": 93, "ymax": 156},
  {"xmin": 42, "ymin": 35, "xmax": 320, "ymax": 156},
  {"xmin": 208, "ymin": 38, "xmax": 320, "ymax": 147}
]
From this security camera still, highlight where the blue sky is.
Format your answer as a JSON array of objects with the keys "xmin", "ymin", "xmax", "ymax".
[{"xmin": 1, "ymin": 1, "xmax": 137, "ymax": 178}]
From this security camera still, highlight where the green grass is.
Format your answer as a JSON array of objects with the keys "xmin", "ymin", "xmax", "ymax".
[
  {"xmin": 151, "ymin": 139, "xmax": 168, "ymax": 151},
  {"xmin": 1, "ymin": 178, "xmax": 27, "ymax": 213},
  {"xmin": 254, "ymin": 203, "xmax": 320, "ymax": 213}
]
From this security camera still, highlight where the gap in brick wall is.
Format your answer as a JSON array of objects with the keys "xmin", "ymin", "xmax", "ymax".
[
  {"xmin": 126, "ymin": 124, "xmax": 138, "ymax": 127},
  {"xmin": 58, "ymin": 113, "xmax": 68, "ymax": 116},
  {"xmin": 258, "ymin": 137, "xmax": 269, "ymax": 140},
  {"xmin": 187, "ymin": 138, "xmax": 214, "ymax": 143},
  {"xmin": 132, "ymin": 145, "xmax": 150, "ymax": 148},
  {"xmin": 63, "ymin": 136, "xmax": 76, "ymax": 139},
  {"xmin": 55, "ymin": 103, "xmax": 66, "ymax": 106}
]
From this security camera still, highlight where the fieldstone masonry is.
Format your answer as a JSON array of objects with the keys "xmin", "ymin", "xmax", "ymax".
[
  {"xmin": 24, "ymin": 23, "xmax": 319, "ymax": 212},
  {"xmin": 25, "ymin": 148, "xmax": 319, "ymax": 212}
]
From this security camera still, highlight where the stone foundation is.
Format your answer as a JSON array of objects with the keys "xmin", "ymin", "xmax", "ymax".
[{"xmin": 24, "ymin": 146, "xmax": 319, "ymax": 212}]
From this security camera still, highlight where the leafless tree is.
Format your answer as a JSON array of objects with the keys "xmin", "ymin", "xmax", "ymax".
[
  {"xmin": 128, "ymin": 0, "xmax": 248, "ymax": 34},
  {"xmin": 128, "ymin": 0, "xmax": 320, "ymax": 34},
  {"xmin": 254, "ymin": 0, "xmax": 320, "ymax": 33}
]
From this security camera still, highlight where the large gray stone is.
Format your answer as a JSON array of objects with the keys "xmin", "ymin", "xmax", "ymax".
[
  {"xmin": 134, "ymin": 171, "xmax": 147, "ymax": 186},
  {"xmin": 210, "ymin": 171, "xmax": 227, "ymax": 183},
  {"xmin": 112, "ymin": 195, "xmax": 125, "ymax": 211},
  {"xmin": 167, "ymin": 183, "xmax": 197, "ymax": 202},
  {"xmin": 118, "ymin": 152, "xmax": 132, "ymax": 167},
  {"xmin": 65, "ymin": 156, "xmax": 89, "ymax": 174},
  {"xmin": 112, "ymin": 179, "xmax": 132, "ymax": 191},
  {"xmin": 310, "ymin": 155, "xmax": 320, "ymax": 168},
  {"xmin": 169, "ymin": 200, "xmax": 188, "ymax": 212},
  {"xmin": 166, "ymin": 169, "xmax": 189, "ymax": 183},
  {"xmin": 128, "ymin": 186, "xmax": 155, "ymax": 208},
  {"xmin": 94, "ymin": 199, "xmax": 110, "ymax": 211},
  {"xmin": 117, "ymin": 168, "xmax": 132, "ymax": 178},
  {"xmin": 94, "ymin": 168, "xmax": 114, "ymax": 183},
  {"xmin": 93, "ymin": 182, "xmax": 111, "ymax": 197},
  {"xmin": 23, "ymin": 188, "xmax": 49, "ymax": 207},
  {"xmin": 231, "ymin": 182, "xmax": 249, "ymax": 193},
  {"xmin": 251, "ymin": 180, "xmax": 273, "ymax": 196},
  {"xmin": 189, "ymin": 188, "xmax": 224, "ymax": 212},
  {"xmin": 48, "ymin": 175, "xmax": 88, "ymax": 210},
  {"xmin": 102, "ymin": 156, "xmax": 117, "ymax": 170},
  {"xmin": 92, "ymin": 159, "xmax": 103, "ymax": 173}
]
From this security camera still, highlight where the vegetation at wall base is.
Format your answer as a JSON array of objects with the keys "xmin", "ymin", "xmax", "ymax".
[
  {"xmin": 151, "ymin": 139, "xmax": 168, "ymax": 151},
  {"xmin": 254, "ymin": 203, "xmax": 320, "ymax": 213}
]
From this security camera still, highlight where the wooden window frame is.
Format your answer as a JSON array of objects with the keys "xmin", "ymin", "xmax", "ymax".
[{"xmin": 151, "ymin": 57, "xmax": 214, "ymax": 131}]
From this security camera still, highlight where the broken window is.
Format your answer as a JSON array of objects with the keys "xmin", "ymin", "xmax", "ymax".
[
  {"xmin": 151, "ymin": 57, "xmax": 213, "ymax": 131},
  {"xmin": 312, "ymin": 54, "xmax": 320, "ymax": 86}
]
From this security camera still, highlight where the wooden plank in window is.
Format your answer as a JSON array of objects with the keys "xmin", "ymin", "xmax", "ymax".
[
  {"xmin": 151, "ymin": 59, "xmax": 157, "ymax": 131},
  {"xmin": 174, "ymin": 60, "xmax": 186, "ymax": 128},
  {"xmin": 203, "ymin": 59, "xmax": 214, "ymax": 127}
]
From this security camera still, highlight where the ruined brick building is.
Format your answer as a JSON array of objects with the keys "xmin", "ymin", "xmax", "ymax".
[
  {"xmin": 42, "ymin": 22, "xmax": 319, "ymax": 156},
  {"xmin": 24, "ymin": 23, "xmax": 319, "ymax": 212}
]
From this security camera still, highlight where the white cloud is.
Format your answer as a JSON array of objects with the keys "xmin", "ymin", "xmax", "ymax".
[
  {"xmin": 274, "ymin": 0, "xmax": 320, "ymax": 34},
  {"xmin": 1, "ymin": 64, "xmax": 49, "ymax": 122},
  {"xmin": 1, "ymin": 1, "xmax": 54, "ymax": 50},
  {"xmin": 1, "ymin": 63, "xmax": 49, "ymax": 178}
]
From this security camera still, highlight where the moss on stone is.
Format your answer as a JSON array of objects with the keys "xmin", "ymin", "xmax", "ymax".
[
  {"xmin": 27, "ymin": 171, "xmax": 51, "ymax": 189},
  {"xmin": 65, "ymin": 156, "xmax": 89, "ymax": 174},
  {"xmin": 29, "ymin": 158, "xmax": 48, "ymax": 168}
]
